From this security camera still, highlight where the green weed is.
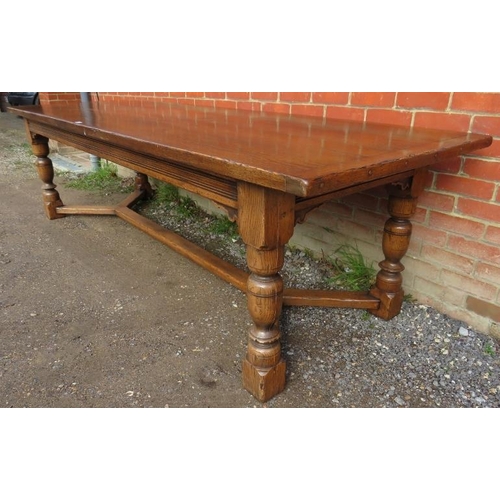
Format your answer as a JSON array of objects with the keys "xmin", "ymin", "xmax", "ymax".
[
  {"xmin": 149, "ymin": 181, "xmax": 239, "ymax": 241},
  {"xmin": 484, "ymin": 343, "xmax": 496, "ymax": 356},
  {"xmin": 328, "ymin": 243, "xmax": 376, "ymax": 291},
  {"xmin": 176, "ymin": 195, "xmax": 201, "ymax": 218},
  {"xmin": 66, "ymin": 161, "xmax": 132, "ymax": 193},
  {"xmin": 154, "ymin": 182, "xmax": 180, "ymax": 205},
  {"xmin": 151, "ymin": 181, "xmax": 201, "ymax": 218},
  {"xmin": 303, "ymin": 247, "xmax": 315, "ymax": 259},
  {"xmin": 360, "ymin": 310, "xmax": 372, "ymax": 321},
  {"xmin": 404, "ymin": 293, "xmax": 417, "ymax": 303},
  {"xmin": 208, "ymin": 215, "xmax": 239, "ymax": 239}
]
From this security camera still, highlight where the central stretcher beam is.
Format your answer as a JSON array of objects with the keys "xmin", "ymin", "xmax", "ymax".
[{"xmin": 54, "ymin": 188, "xmax": 381, "ymax": 310}]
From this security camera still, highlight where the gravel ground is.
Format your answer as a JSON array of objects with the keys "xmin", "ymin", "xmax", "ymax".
[
  {"xmin": 1, "ymin": 110, "xmax": 500, "ymax": 408},
  {"xmin": 139, "ymin": 195, "xmax": 500, "ymax": 408}
]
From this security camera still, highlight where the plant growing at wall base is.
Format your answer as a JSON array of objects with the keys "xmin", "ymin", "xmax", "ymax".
[
  {"xmin": 484, "ymin": 343, "xmax": 496, "ymax": 356},
  {"xmin": 208, "ymin": 215, "xmax": 239, "ymax": 240},
  {"xmin": 328, "ymin": 243, "xmax": 377, "ymax": 291},
  {"xmin": 65, "ymin": 161, "xmax": 133, "ymax": 193},
  {"xmin": 153, "ymin": 182, "xmax": 180, "ymax": 205},
  {"xmin": 151, "ymin": 180, "xmax": 205, "ymax": 219}
]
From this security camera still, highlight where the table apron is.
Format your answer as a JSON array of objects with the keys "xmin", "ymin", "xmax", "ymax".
[{"xmin": 29, "ymin": 121, "xmax": 239, "ymax": 210}]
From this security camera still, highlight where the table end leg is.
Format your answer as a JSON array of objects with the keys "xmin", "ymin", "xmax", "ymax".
[
  {"xmin": 237, "ymin": 183, "xmax": 295, "ymax": 402},
  {"xmin": 370, "ymin": 191, "xmax": 418, "ymax": 320},
  {"xmin": 31, "ymin": 134, "xmax": 65, "ymax": 220},
  {"xmin": 134, "ymin": 172, "xmax": 154, "ymax": 198}
]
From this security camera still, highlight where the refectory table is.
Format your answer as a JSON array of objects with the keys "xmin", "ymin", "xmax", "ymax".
[{"xmin": 9, "ymin": 101, "xmax": 492, "ymax": 402}]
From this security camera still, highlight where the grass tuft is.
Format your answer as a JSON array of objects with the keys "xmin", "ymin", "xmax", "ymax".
[
  {"xmin": 328, "ymin": 243, "xmax": 376, "ymax": 291},
  {"xmin": 484, "ymin": 343, "xmax": 496, "ymax": 356},
  {"xmin": 153, "ymin": 182, "xmax": 180, "ymax": 205},
  {"xmin": 208, "ymin": 215, "xmax": 239, "ymax": 239},
  {"xmin": 176, "ymin": 195, "xmax": 202, "ymax": 218},
  {"xmin": 66, "ymin": 161, "xmax": 133, "ymax": 193}
]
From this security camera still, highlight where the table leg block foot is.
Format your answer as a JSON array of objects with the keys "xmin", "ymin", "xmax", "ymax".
[
  {"xmin": 369, "ymin": 288, "xmax": 404, "ymax": 320},
  {"xmin": 242, "ymin": 359, "xmax": 286, "ymax": 402},
  {"xmin": 44, "ymin": 201, "xmax": 65, "ymax": 220}
]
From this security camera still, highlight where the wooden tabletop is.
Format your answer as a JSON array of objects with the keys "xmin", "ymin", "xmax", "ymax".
[{"xmin": 11, "ymin": 102, "xmax": 492, "ymax": 197}]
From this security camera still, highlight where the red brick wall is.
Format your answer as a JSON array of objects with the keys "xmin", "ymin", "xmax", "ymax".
[
  {"xmin": 39, "ymin": 92, "xmax": 80, "ymax": 105},
  {"xmin": 41, "ymin": 92, "xmax": 500, "ymax": 336}
]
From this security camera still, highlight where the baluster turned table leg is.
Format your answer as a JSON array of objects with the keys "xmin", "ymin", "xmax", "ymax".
[
  {"xmin": 370, "ymin": 172, "xmax": 425, "ymax": 320},
  {"xmin": 30, "ymin": 134, "xmax": 64, "ymax": 220},
  {"xmin": 237, "ymin": 183, "xmax": 295, "ymax": 402},
  {"xmin": 134, "ymin": 172, "xmax": 154, "ymax": 198}
]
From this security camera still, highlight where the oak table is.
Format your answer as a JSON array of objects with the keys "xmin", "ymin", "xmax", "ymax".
[{"xmin": 9, "ymin": 102, "xmax": 492, "ymax": 402}]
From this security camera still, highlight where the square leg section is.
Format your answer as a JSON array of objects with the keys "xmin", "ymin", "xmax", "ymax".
[{"xmin": 242, "ymin": 359, "xmax": 286, "ymax": 403}]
